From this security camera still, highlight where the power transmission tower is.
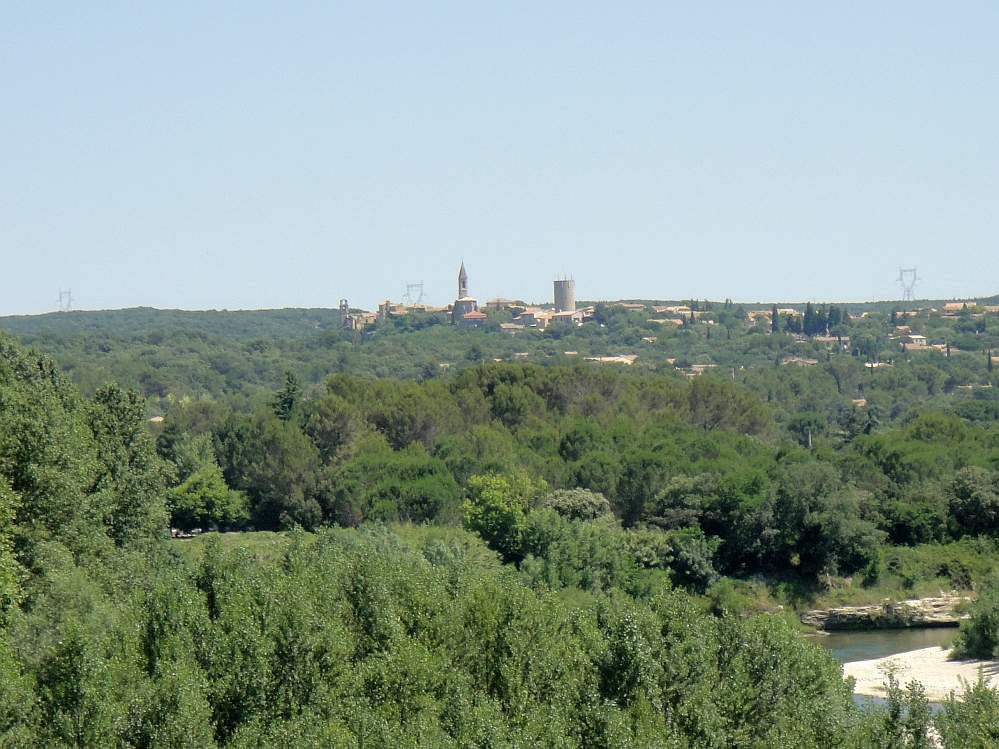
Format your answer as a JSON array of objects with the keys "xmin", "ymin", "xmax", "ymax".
[
  {"xmin": 896, "ymin": 268, "xmax": 918, "ymax": 303},
  {"xmin": 402, "ymin": 281, "xmax": 425, "ymax": 305},
  {"xmin": 57, "ymin": 289, "xmax": 73, "ymax": 312}
]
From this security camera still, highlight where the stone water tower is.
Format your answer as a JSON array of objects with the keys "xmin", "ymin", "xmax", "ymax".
[{"xmin": 554, "ymin": 277, "xmax": 576, "ymax": 313}]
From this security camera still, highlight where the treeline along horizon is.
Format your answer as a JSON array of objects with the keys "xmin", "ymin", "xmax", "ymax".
[{"xmin": 2, "ymin": 297, "xmax": 996, "ymax": 415}]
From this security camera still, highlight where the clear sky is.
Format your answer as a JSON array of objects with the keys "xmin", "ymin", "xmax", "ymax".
[{"xmin": 2, "ymin": 2, "xmax": 997, "ymax": 315}]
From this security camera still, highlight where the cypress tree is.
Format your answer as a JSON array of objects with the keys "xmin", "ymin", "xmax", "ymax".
[{"xmin": 803, "ymin": 302, "xmax": 815, "ymax": 336}]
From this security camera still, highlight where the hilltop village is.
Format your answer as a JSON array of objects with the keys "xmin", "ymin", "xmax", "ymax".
[
  {"xmin": 340, "ymin": 263, "xmax": 587, "ymax": 332},
  {"xmin": 336, "ymin": 263, "xmax": 999, "ymax": 373}
]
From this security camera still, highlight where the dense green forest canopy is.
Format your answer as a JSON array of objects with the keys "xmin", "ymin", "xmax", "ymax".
[
  {"xmin": 148, "ymin": 357, "xmax": 997, "ymax": 602},
  {"xmin": 0, "ymin": 307, "xmax": 343, "ymax": 340},
  {"xmin": 2, "ymin": 298, "xmax": 999, "ymax": 745},
  {"xmin": 2, "ymin": 301, "xmax": 998, "ymax": 599},
  {"xmin": 3, "ymin": 297, "xmax": 997, "ymax": 416}
]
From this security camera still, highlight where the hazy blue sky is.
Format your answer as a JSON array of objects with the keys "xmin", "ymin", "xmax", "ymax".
[{"xmin": 2, "ymin": 2, "xmax": 997, "ymax": 314}]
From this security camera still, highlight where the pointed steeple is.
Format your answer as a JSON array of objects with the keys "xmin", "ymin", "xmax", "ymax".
[{"xmin": 458, "ymin": 261, "xmax": 469, "ymax": 298}]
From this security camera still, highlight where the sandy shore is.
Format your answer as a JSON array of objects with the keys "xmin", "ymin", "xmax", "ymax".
[{"xmin": 843, "ymin": 646, "xmax": 999, "ymax": 702}]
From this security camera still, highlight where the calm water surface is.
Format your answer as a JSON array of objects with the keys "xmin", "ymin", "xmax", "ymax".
[
  {"xmin": 817, "ymin": 627, "xmax": 958, "ymax": 664},
  {"xmin": 813, "ymin": 627, "xmax": 958, "ymax": 711}
]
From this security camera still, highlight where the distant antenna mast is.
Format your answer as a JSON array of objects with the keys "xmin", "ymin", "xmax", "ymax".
[
  {"xmin": 897, "ymin": 267, "xmax": 918, "ymax": 303},
  {"xmin": 57, "ymin": 289, "xmax": 73, "ymax": 312},
  {"xmin": 402, "ymin": 281, "xmax": 425, "ymax": 305}
]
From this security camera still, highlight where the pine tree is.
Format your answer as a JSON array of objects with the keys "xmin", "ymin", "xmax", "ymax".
[
  {"xmin": 771, "ymin": 305, "xmax": 779, "ymax": 333},
  {"xmin": 273, "ymin": 371, "xmax": 301, "ymax": 422}
]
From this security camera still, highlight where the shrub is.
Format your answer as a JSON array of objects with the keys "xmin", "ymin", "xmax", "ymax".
[
  {"xmin": 542, "ymin": 488, "xmax": 612, "ymax": 521},
  {"xmin": 954, "ymin": 576, "xmax": 999, "ymax": 659}
]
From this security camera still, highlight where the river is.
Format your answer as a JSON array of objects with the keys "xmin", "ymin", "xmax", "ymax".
[
  {"xmin": 814, "ymin": 627, "xmax": 958, "ymax": 710},
  {"xmin": 818, "ymin": 627, "xmax": 957, "ymax": 664}
]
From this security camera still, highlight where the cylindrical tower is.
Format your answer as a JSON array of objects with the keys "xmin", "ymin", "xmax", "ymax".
[{"xmin": 554, "ymin": 278, "xmax": 576, "ymax": 312}]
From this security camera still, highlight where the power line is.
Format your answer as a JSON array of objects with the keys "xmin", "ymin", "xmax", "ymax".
[
  {"xmin": 402, "ymin": 281, "xmax": 424, "ymax": 305},
  {"xmin": 896, "ymin": 267, "xmax": 918, "ymax": 303},
  {"xmin": 57, "ymin": 289, "xmax": 73, "ymax": 312}
]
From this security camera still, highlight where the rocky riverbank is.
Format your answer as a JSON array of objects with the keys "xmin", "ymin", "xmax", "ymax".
[{"xmin": 801, "ymin": 595, "xmax": 970, "ymax": 631}]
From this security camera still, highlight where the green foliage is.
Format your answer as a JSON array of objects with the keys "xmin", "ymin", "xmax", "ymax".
[
  {"xmin": 687, "ymin": 376, "xmax": 772, "ymax": 435},
  {"xmin": 0, "ymin": 333, "xmax": 168, "ymax": 563},
  {"xmin": 0, "ymin": 482, "xmax": 20, "ymax": 619},
  {"xmin": 272, "ymin": 371, "xmax": 301, "ymax": 422},
  {"xmin": 170, "ymin": 432, "xmax": 220, "ymax": 482},
  {"xmin": 218, "ymin": 412, "xmax": 322, "ymax": 529},
  {"xmin": 660, "ymin": 527, "xmax": 721, "ymax": 592},
  {"xmin": 3, "ymin": 311, "xmax": 999, "ymax": 744},
  {"xmin": 934, "ymin": 675, "xmax": 999, "ymax": 747},
  {"xmin": 856, "ymin": 668, "xmax": 933, "ymax": 748},
  {"xmin": 949, "ymin": 467, "xmax": 999, "ymax": 537},
  {"xmin": 520, "ymin": 511, "xmax": 652, "ymax": 595},
  {"xmin": 955, "ymin": 574, "xmax": 999, "ymax": 658},
  {"xmin": 463, "ymin": 472, "xmax": 547, "ymax": 562},
  {"xmin": 543, "ymin": 487, "xmax": 612, "ymax": 520},
  {"xmin": 112, "ymin": 355, "xmax": 998, "ymax": 596},
  {"xmin": 325, "ymin": 440, "xmax": 462, "ymax": 525},
  {"xmin": 89, "ymin": 383, "xmax": 170, "ymax": 544},
  {"xmin": 168, "ymin": 464, "xmax": 249, "ymax": 531}
]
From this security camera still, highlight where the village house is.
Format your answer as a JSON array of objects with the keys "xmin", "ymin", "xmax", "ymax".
[
  {"xmin": 813, "ymin": 334, "xmax": 849, "ymax": 348},
  {"xmin": 484, "ymin": 298, "xmax": 521, "ymax": 311},
  {"xmin": 515, "ymin": 308, "xmax": 555, "ymax": 330},
  {"xmin": 680, "ymin": 363, "xmax": 718, "ymax": 377},
  {"xmin": 550, "ymin": 309, "xmax": 584, "ymax": 327},
  {"xmin": 941, "ymin": 301, "xmax": 975, "ymax": 317},
  {"xmin": 609, "ymin": 302, "xmax": 647, "ymax": 311},
  {"xmin": 457, "ymin": 309, "xmax": 487, "ymax": 329},
  {"xmin": 584, "ymin": 354, "xmax": 638, "ymax": 365}
]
